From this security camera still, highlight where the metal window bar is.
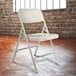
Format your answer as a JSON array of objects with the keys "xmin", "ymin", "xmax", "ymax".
[
  {"xmin": 15, "ymin": 0, "xmax": 16, "ymax": 12},
  {"xmin": 52, "ymin": 0, "xmax": 54, "ymax": 9},
  {"xmin": 24, "ymin": 0, "xmax": 26, "ymax": 8},
  {"xmin": 46, "ymin": 0, "xmax": 47, "ymax": 9},
  {"xmin": 20, "ymin": 0, "xmax": 21, "ymax": 9},
  {"xmin": 40, "ymin": 0, "xmax": 42, "ymax": 10},
  {"xmin": 59, "ymin": 0, "xmax": 61, "ymax": 15},
  {"xmin": 35, "ymin": 0, "xmax": 36, "ymax": 8},
  {"xmin": 59, "ymin": 0, "xmax": 60, "ymax": 9},
  {"xmin": 14, "ymin": 0, "xmax": 66, "ymax": 12},
  {"xmin": 29, "ymin": 0, "xmax": 31, "ymax": 8}
]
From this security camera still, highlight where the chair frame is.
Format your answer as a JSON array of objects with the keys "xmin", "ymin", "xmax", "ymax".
[{"xmin": 12, "ymin": 9, "xmax": 59, "ymax": 73}]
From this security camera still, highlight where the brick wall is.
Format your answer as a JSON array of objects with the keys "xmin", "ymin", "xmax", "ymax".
[{"xmin": 0, "ymin": 0, "xmax": 76, "ymax": 37}]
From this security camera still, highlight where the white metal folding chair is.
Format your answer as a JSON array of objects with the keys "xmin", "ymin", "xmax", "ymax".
[{"xmin": 12, "ymin": 9, "xmax": 59, "ymax": 73}]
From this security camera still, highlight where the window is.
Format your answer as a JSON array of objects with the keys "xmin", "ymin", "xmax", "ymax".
[{"xmin": 13, "ymin": 0, "xmax": 66, "ymax": 12}]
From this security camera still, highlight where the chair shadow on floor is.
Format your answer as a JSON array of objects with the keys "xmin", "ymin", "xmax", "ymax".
[{"xmin": 13, "ymin": 54, "xmax": 61, "ymax": 73}]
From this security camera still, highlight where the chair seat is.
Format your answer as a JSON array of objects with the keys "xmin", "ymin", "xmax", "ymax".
[{"xmin": 28, "ymin": 33, "xmax": 59, "ymax": 41}]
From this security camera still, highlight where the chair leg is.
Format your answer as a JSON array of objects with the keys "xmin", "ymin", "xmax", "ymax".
[
  {"xmin": 12, "ymin": 32, "xmax": 22, "ymax": 62},
  {"xmin": 12, "ymin": 40, "xmax": 20, "ymax": 62},
  {"xmin": 34, "ymin": 41, "xmax": 40, "ymax": 56},
  {"xmin": 49, "ymin": 40, "xmax": 59, "ymax": 66},
  {"xmin": 22, "ymin": 31, "xmax": 38, "ymax": 73},
  {"xmin": 28, "ymin": 44, "xmax": 38, "ymax": 73},
  {"xmin": 13, "ymin": 42, "xmax": 38, "ymax": 73}
]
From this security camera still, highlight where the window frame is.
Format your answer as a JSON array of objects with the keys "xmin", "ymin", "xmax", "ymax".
[{"xmin": 13, "ymin": 0, "xmax": 67, "ymax": 12}]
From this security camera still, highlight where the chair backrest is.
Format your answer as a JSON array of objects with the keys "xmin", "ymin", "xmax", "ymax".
[
  {"xmin": 18, "ymin": 9, "xmax": 49, "ymax": 34},
  {"xmin": 18, "ymin": 9, "xmax": 45, "ymax": 23}
]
